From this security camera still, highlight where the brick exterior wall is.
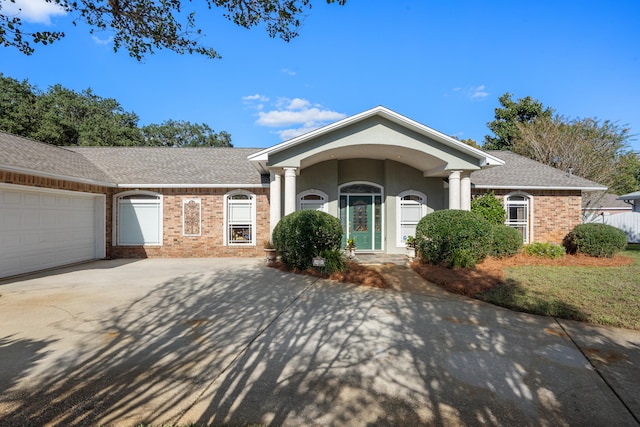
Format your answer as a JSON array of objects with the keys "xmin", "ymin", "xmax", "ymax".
[
  {"xmin": 473, "ymin": 189, "xmax": 583, "ymax": 243},
  {"xmin": 110, "ymin": 187, "xmax": 270, "ymax": 259},
  {"xmin": 1, "ymin": 171, "xmax": 270, "ymax": 259}
]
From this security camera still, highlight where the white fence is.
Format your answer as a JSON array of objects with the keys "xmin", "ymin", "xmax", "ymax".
[{"xmin": 587, "ymin": 212, "xmax": 640, "ymax": 243}]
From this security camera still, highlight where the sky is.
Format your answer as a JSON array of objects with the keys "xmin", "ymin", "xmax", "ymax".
[{"xmin": 1, "ymin": 0, "xmax": 639, "ymax": 151}]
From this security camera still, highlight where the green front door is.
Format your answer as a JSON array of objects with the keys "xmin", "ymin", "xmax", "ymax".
[{"xmin": 349, "ymin": 196, "xmax": 372, "ymax": 250}]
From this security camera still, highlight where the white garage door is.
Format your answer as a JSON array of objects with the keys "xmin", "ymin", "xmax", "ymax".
[{"xmin": 0, "ymin": 184, "xmax": 105, "ymax": 278}]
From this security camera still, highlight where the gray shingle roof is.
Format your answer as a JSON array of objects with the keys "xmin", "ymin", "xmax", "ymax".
[
  {"xmin": 0, "ymin": 132, "xmax": 113, "ymax": 184},
  {"xmin": 471, "ymin": 151, "xmax": 606, "ymax": 190},
  {"xmin": 70, "ymin": 147, "xmax": 265, "ymax": 186}
]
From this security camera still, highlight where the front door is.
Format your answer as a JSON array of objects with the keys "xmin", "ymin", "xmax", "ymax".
[{"xmin": 349, "ymin": 196, "xmax": 372, "ymax": 250}]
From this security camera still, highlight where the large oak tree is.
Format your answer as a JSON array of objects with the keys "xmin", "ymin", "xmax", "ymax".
[{"xmin": 1, "ymin": 0, "xmax": 345, "ymax": 60}]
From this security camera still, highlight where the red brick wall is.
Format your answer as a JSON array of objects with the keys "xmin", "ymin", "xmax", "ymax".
[
  {"xmin": 110, "ymin": 187, "xmax": 270, "ymax": 258},
  {"xmin": 473, "ymin": 189, "xmax": 583, "ymax": 243},
  {"xmin": 0, "ymin": 172, "xmax": 269, "ymax": 259}
]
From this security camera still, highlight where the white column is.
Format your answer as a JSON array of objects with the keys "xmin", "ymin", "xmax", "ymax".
[
  {"xmin": 448, "ymin": 170, "xmax": 461, "ymax": 210},
  {"xmin": 283, "ymin": 167, "xmax": 297, "ymax": 216},
  {"xmin": 460, "ymin": 172, "xmax": 471, "ymax": 211},
  {"xmin": 269, "ymin": 171, "xmax": 282, "ymax": 235}
]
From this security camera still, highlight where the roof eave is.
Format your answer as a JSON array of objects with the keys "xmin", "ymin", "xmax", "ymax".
[
  {"xmin": 0, "ymin": 165, "xmax": 116, "ymax": 188},
  {"xmin": 473, "ymin": 184, "xmax": 608, "ymax": 191}
]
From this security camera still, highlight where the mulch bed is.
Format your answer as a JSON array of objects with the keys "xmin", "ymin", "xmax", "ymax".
[
  {"xmin": 269, "ymin": 261, "xmax": 388, "ymax": 288},
  {"xmin": 411, "ymin": 253, "xmax": 634, "ymax": 297}
]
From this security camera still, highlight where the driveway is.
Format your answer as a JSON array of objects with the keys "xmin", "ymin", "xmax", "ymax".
[{"xmin": 0, "ymin": 259, "xmax": 638, "ymax": 426}]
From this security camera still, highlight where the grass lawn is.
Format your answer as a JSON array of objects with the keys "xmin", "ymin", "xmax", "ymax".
[{"xmin": 412, "ymin": 244, "xmax": 640, "ymax": 330}]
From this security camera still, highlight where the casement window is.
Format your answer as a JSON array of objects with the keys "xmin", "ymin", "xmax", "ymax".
[
  {"xmin": 505, "ymin": 193, "xmax": 532, "ymax": 243},
  {"xmin": 225, "ymin": 190, "xmax": 256, "ymax": 245},
  {"xmin": 397, "ymin": 190, "xmax": 427, "ymax": 246},
  {"xmin": 115, "ymin": 192, "xmax": 163, "ymax": 245},
  {"xmin": 298, "ymin": 189, "xmax": 328, "ymax": 212}
]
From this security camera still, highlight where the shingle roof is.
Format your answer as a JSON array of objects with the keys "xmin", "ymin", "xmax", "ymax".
[
  {"xmin": 0, "ymin": 132, "xmax": 113, "ymax": 184},
  {"xmin": 471, "ymin": 151, "xmax": 606, "ymax": 190},
  {"xmin": 583, "ymin": 192, "xmax": 631, "ymax": 209},
  {"xmin": 69, "ymin": 146, "xmax": 265, "ymax": 186}
]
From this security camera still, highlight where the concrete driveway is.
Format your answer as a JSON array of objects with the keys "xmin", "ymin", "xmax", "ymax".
[{"xmin": 0, "ymin": 259, "xmax": 638, "ymax": 426}]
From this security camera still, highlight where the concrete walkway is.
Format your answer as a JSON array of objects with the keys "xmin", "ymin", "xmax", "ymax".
[{"xmin": 0, "ymin": 259, "xmax": 638, "ymax": 426}]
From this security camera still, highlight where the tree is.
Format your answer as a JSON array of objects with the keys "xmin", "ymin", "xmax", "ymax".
[
  {"xmin": 483, "ymin": 93, "xmax": 553, "ymax": 151},
  {"xmin": 141, "ymin": 120, "xmax": 232, "ymax": 147},
  {"xmin": 31, "ymin": 85, "xmax": 143, "ymax": 146},
  {"xmin": 1, "ymin": 0, "xmax": 346, "ymax": 60},
  {"xmin": 513, "ymin": 114, "xmax": 639, "ymax": 195},
  {"xmin": 0, "ymin": 73, "xmax": 39, "ymax": 136}
]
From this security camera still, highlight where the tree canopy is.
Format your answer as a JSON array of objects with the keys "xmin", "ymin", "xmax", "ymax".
[
  {"xmin": 0, "ymin": 0, "xmax": 346, "ymax": 60},
  {"xmin": 483, "ymin": 92, "xmax": 552, "ymax": 151},
  {"xmin": 0, "ymin": 73, "xmax": 232, "ymax": 147}
]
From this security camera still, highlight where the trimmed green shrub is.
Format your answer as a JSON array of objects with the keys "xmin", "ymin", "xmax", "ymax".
[
  {"xmin": 563, "ymin": 223, "xmax": 627, "ymax": 258},
  {"xmin": 319, "ymin": 249, "xmax": 347, "ymax": 275},
  {"xmin": 272, "ymin": 210, "xmax": 343, "ymax": 270},
  {"xmin": 415, "ymin": 209, "xmax": 492, "ymax": 268},
  {"xmin": 471, "ymin": 191, "xmax": 506, "ymax": 225},
  {"xmin": 489, "ymin": 224, "xmax": 523, "ymax": 258},
  {"xmin": 524, "ymin": 242, "xmax": 566, "ymax": 259}
]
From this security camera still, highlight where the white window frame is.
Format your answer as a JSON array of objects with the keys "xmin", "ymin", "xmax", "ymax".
[
  {"xmin": 397, "ymin": 190, "xmax": 427, "ymax": 247},
  {"xmin": 224, "ymin": 190, "xmax": 256, "ymax": 246},
  {"xmin": 297, "ymin": 189, "xmax": 329, "ymax": 212},
  {"xmin": 504, "ymin": 192, "xmax": 534, "ymax": 243},
  {"xmin": 114, "ymin": 190, "xmax": 163, "ymax": 246}
]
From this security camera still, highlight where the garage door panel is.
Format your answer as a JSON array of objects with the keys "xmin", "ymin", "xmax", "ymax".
[{"xmin": 0, "ymin": 186, "xmax": 101, "ymax": 278}]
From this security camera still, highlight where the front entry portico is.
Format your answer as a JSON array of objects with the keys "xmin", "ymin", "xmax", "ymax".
[{"xmin": 248, "ymin": 106, "xmax": 504, "ymax": 254}]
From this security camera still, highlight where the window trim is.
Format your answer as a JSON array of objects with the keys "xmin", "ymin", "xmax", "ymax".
[
  {"xmin": 396, "ymin": 190, "xmax": 427, "ymax": 247},
  {"xmin": 297, "ymin": 189, "xmax": 329, "ymax": 212},
  {"xmin": 504, "ymin": 191, "xmax": 534, "ymax": 243},
  {"xmin": 224, "ymin": 190, "xmax": 256, "ymax": 246},
  {"xmin": 113, "ymin": 190, "xmax": 163, "ymax": 246}
]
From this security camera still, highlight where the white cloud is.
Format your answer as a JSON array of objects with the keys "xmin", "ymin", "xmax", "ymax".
[
  {"xmin": 92, "ymin": 35, "xmax": 113, "ymax": 46},
  {"xmin": 281, "ymin": 68, "xmax": 296, "ymax": 76},
  {"xmin": 242, "ymin": 94, "xmax": 269, "ymax": 102},
  {"xmin": 1, "ymin": 0, "xmax": 66, "ymax": 24},
  {"xmin": 251, "ymin": 97, "xmax": 346, "ymax": 141},
  {"xmin": 450, "ymin": 85, "xmax": 489, "ymax": 100},
  {"xmin": 470, "ymin": 85, "xmax": 488, "ymax": 99}
]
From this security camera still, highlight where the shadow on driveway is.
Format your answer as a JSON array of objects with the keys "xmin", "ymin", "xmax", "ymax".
[{"xmin": 0, "ymin": 259, "xmax": 638, "ymax": 426}]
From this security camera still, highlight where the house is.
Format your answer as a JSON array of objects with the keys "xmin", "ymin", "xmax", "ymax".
[{"xmin": 0, "ymin": 106, "xmax": 606, "ymax": 278}]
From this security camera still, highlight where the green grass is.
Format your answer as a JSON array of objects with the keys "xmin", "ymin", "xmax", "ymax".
[{"xmin": 475, "ymin": 244, "xmax": 640, "ymax": 330}]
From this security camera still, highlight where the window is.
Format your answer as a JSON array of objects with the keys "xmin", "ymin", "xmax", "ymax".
[
  {"xmin": 397, "ymin": 191, "xmax": 427, "ymax": 246},
  {"xmin": 298, "ymin": 190, "xmax": 328, "ymax": 212},
  {"xmin": 225, "ymin": 191, "xmax": 256, "ymax": 245},
  {"xmin": 505, "ymin": 193, "xmax": 532, "ymax": 243},
  {"xmin": 116, "ymin": 192, "xmax": 162, "ymax": 245}
]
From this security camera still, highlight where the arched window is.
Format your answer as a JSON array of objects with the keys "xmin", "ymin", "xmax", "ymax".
[
  {"xmin": 297, "ymin": 189, "xmax": 328, "ymax": 212},
  {"xmin": 225, "ymin": 190, "xmax": 256, "ymax": 245},
  {"xmin": 397, "ymin": 190, "xmax": 427, "ymax": 246},
  {"xmin": 505, "ymin": 192, "xmax": 533, "ymax": 243},
  {"xmin": 115, "ymin": 191, "xmax": 163, "ymax": 246}
]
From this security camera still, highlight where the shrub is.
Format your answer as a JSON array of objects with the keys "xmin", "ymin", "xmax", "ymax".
[
  {"xmin": 563, "ymin": 223, "xmax": 627, "ymax": 258},
  {"xmin": 489, "ymin": 224, "xmax": 523, "ymax": 258},
  {"xmin": 471, "ymin": 191, "xmax": 506, "ymax": 225},
  {"xmin": 319, "ymin": 249, "xmax": 347, "ymax": 275},
  {"xmin": 272, "ymin": 210, "xmax": 343, "ymax": 270},
  {"xmin": 524, "ymin": 242, "xmax": 566, "ymax": 259},
  {"xmin": 415, "ymin": 209, "xmax": 492, "ymax": 268}
]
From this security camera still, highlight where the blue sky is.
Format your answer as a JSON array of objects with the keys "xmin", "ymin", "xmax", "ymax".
[{"xmin": 1, "ymin": 0, "xmax": 639, "ymax": 151}]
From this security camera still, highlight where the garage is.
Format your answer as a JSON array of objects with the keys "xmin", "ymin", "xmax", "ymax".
[{"xmin": 0, "ymin": 184, "xmax": 106, "ymax": 278}]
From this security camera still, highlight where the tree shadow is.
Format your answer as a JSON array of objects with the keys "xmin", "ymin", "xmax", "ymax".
[{"xmin": 0, "ymin": 261, "xmax": 637, "ymax": 426}]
